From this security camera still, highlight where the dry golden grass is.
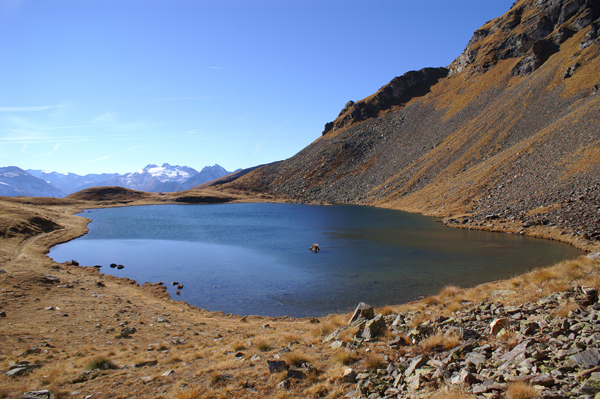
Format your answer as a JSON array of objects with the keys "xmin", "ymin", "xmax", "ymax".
[
  {"xmin": 363, "ymin": 354, "xmax": 386, "ymax": 371},
  {"xmin": 254, "ymin": 339, "xmax": 272, "ymax": 352},
  {"xmin": 505, "ymin": 382, "xmax": 539, "ymax": 399},
  {"xmin": 338, "ymin": 326, "xmax": 360, "ymax": 343},
  {"xmin": 552, "ymin": 299, "xmax": 579, "ymax": 318},
  {"xmin": 312, "ymin": 321, "xmax": 338, "ymax": 338},
  {"xmin": 231, "ymin": 340, "xmax": 246, "ymax": 351},
  {"xmin": 428, "ymin": 386, "xmax": 477, "ymax": 399},
  {"xmin": 280, "ymin": 333, "xmax": 302, "ymax": 346},
  {"xmin": 438, "ymin": 285, "xmax": 463, "ymax": 299},
  {"xmin": 333, "ymin": 350, "xmax": 359, "ymax": 366},
  {"xmin": 284, "ymin": 352, "xmax": 312, "ymax": 367},
  {"xmin": 409, "ymin": 312, "xmax": 435, "ymax": 328},
  {"xmin": 378, "ymin": 306, "xmax": 395, "ymax": 316},
  {"xmin": 419, "ymin": 332, "xmax": 461, "ymax": 353}
]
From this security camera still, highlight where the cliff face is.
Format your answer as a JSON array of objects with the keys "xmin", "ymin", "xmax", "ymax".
[{"xmin": 224, "ymin": 0, "xmax": 600, "ymax": 242}]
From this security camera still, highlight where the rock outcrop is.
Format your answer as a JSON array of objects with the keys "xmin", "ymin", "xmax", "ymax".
[
  {"xmin": 451, "ymin": 0, "xmax": 600, "ymax": 76},
  {"xmin": 322, "ymin": 68, "xmax": 449, "ymax": 135}
]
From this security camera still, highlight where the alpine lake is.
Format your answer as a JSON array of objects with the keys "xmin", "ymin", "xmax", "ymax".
[{"xmin": 49, "ymin": 203, "xmax": 584, "ymax": 317}]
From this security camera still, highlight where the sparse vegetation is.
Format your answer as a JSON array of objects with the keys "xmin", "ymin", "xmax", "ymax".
[
  {"xmin": 85, "ymin": 357, "xmax": 116, "ymax": 371},
  {"xmin": 334, "ymin": 351, "xmax": 359, "ymax": 365},
  {"xmin": 506, "ymin": 382, "xmax": 539, "ymax": 399}
]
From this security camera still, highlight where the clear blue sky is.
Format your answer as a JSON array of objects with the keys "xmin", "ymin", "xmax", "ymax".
[{"xmin": 0, "ymin": 0, "xmax": 514, "ymax": 175}]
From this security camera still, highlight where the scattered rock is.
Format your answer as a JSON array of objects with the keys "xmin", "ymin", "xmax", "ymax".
[
  {"xmin": 286, "ymin": 369, "xmax": 306, "ymax": 380},
  {"xmin": 23, "ymin": 390, "xmax": 51, "ymax": 399},
  {"xmin": 277, "ymin": 379, "xmax": 290, "ymax": 389},
  {"xmin": 135, "ymin": 360, "xmax": 158, "ymax": 368},
  {"xmin": 490, "ymin": 317, "xmax": 510, "ymax": 335},
  {"xmin": 580, "ymin": 372, "xmax": 600, "ymax": 395},
  {"xmin": 6, "ymin": 367, "xmax": 29, "ymax": 377},
  {"xmin": 350, "ymin": 286, "xmax": 600, "ymax": 398},
  {"xmin": 342, "ymin": 368, "xmax": 357, "ymax": 383},
  {"xmin": 361, "ymin": 314, "xmax": 387, "ymax": 340},
  {"xmin": 42, "ymin": 275, "xmax": 60, "ymax": 284},
  {"xmin": 117, "ymin": 327, "xmax": 137, "ymax": 338},
  {"xmin": 267, "ymin": 360, "xmax": 288, "ymax": 373},
  {"xmin": 349, "ymin": 302, "xmax": 375, "ymax": 325},
  {"xmin": 571, "ymin": 349, "xmax": 600, "ymax": 369}
]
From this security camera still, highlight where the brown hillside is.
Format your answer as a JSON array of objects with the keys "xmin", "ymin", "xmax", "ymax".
[{"xmin": 223, "ymin": 0, "xmax": 600, "ymax": 247}]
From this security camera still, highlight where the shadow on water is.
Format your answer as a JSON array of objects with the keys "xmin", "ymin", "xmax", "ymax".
[{"xmin": 49, "ymin": 203, "xmax": 584, "ymax": 317}]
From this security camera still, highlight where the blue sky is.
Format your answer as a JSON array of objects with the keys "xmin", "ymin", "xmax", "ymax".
[{"xmin": 0, "ymin": 0, "xmax": 514, "ymax": 175}]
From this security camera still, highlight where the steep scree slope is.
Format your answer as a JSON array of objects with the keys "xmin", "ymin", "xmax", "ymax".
[{"xmin": 224, "ymin": 0, "xmax": 600, "ymax": 242}]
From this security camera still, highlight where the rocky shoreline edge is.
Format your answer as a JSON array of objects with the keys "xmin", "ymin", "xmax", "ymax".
[
  {"xmin": 324, "ymin": 254, "xmax": 600, "ymax": 399},
  {"xmin": 1, "ymin": 196, "xmax": 599, "ymax": 398}
]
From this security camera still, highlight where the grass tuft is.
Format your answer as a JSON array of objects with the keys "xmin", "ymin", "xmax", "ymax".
[
  {"xmin": 506, "ymin": 382, "xmax": 539, "ymax": 399},
  {"xmin": 85, "ymin": 356, "xmax": 116, "ymax": 370},
  {"xmin": 364, "ymin": 354, "xmax": 385, "ymax": 372},
  {"xmin": 333, "ymin": 351, "xmax": 358, "ymax": 365},
  {"xmin": 285, "ymin": 352, "xmax": 311, "ymax": 367}
]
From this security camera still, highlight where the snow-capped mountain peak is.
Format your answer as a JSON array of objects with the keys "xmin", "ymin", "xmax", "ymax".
[{"xmin": 130, "ymin": 163, "xmax": 198, "ymax": 183}]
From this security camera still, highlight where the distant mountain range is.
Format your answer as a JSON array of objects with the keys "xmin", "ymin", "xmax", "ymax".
[
  {"xmin": 0, "ymin": 166, "xmax": 65, "ymax": 198},
  {"xmin": 0, "ymin": 163, "xmax": 234, "ymax": 197}
]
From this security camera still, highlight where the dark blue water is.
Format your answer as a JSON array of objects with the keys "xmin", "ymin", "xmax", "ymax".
[{"xmin": 49, "ymin": 203, "xmax": 583, "ymax": 317}]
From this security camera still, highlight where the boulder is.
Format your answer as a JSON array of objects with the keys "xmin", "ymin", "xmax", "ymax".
[
  {"xmin": 23, "ymin": 390, "xmax": 51, "ymax": 399},
  {"xmin": 348, "ymin": 302, "xmax": 375, "ymax": 324},
  {"xmin": 309, "ymin": 243, "xmax": 319, "ymax": 253},
  {"xmin": 490, "ymin": 318, "xmax": 510, "ymax": 335},
  {"xmin": 342, "ymin": 368, "xmax": 356, "ymax": 383},
  {"xmin": 571, "ymin": 349, "xmax": 600, "ymax": 369},
  {"xmin": 580, "ymin": 372, "xmax": 600, "ymax": 395},
  {"xmin": 361, "ymin": 314, "xmax": 387, "ymax": 340},
  {"xmin": 286, "ymin": 369, "xmax": 306, "ymax": 380},
  {"xmin": 267, "ymin": 360, "xmax": 288, "ymax": 373},
  {"xmin": 6, "ymin": 367, "xmax": 29, "ymax": 377},
  {"xmin": 405, "ymin": 355, "xmax": 429, "ymax": 377}
]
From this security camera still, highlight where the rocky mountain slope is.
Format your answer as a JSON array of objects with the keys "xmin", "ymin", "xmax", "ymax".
[
  {"xmin": 0, "ymin": 167, "xmax": 65, "ymax": 197},
  {"xmin": 223, "ymin": 0, "xmax": 600, "ymax": 244}
]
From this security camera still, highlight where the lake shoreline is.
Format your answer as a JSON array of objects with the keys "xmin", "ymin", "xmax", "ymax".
[
  {"xmin": 47, "ymin": 202, "xmax": 586, "ymax": 318},
  {"xmin": 1, "ymin": 191, "xmax": 599, "ymax": 398}
]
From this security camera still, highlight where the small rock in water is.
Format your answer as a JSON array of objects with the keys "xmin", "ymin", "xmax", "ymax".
[
  {"xmin": 110, "ymin": 263, "xmax": 117, "ymax": 268},
  {"xmin": 117, "ymin": 265, "xmax": 124, "ymax": 270},
  {"xmin": 177, "ymin": 284, "xmax": 184, "ymax": 290},
  {"xmin": 309, "ymin": 243, "xmax": 320, "ymax": 252}
]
